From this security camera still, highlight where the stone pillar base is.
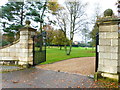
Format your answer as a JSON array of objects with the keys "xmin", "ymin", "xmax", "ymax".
[
  {"xmin": 94, "ymin": 72, "xmax": 120, "ymax": 82},
  {"xmin": 18, "ymin": 61, "xmax": 32, "ymax": 68}
]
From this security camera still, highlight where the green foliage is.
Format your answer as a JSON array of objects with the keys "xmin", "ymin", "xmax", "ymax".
[
  {"xmin": 31, "ymin": 10, "xmax": 39, "ymax": 16},
  {"xmin": 2, "ymin": 34, "xmax": 15, "ymax": 43},
  {"xmin": 1, "ymin": 1, "xmax": 48, "ymax": 42},
  {"xmin": 78, "ymin": 43, "xmax": 91, "ymax": 47},
  {"xmin": 1, "ymin": 2, "xmax": 25, "ymax": 42},
  {"xmin": 2, "ymin": 2, "xmax": 24, "ymax": 23},
  {"xmin": 0, "ymin": 40, "xmax": 10, "ymax": 47},
  {"xmin": 40, "ymin": 47, "xmax": 95, "ymax": 64},
  {"xmin": 44, "ymin": 25, "xmax": 69, "ymax": 46},
  {"xmin": 89, "ymin": 24, "xmax": 99, "ymax": 47},
  {"xmin": 26, "ymin": 2, "xmax": 46, "ymax": 22},
  {"xmin": 48, "ymin": 1, "xmax": 63, "ymax": 15},
  {"xmin": 52, "ymin": 30, "xmax": 69, "ymax": 46}
]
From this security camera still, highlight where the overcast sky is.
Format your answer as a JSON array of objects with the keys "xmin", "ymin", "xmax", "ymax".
[{"xmin": 0, "ymin": 0, "xmax": 118, "ymax": 42}]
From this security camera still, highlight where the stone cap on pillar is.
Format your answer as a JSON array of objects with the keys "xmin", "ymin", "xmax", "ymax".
[
  {"xmin": 19, "ymin": 20, "xmax": 37, "ymax": 32},
  {"xmin": 97, "ymin": 9, "xmax": 120, "ymax": 25},
  {"xmin": 97, "ymin": 17, "xmax": 120, "ymax": 25}
]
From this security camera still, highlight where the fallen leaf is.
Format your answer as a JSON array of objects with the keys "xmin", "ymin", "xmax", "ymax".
[
  {"xmin": 12, "ymin": 80, "xmax": 19, "ymax": 83},
  {"xmin": 110, "ymin": 83, "xmax": 115, "ymax": 85}
]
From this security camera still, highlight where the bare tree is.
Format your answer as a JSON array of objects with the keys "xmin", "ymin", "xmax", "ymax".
[
  {"xmin": 81, "ymin": 22, "xmax": 90, "ymax": 49},
  {"xmin": 55, "ymin": 0, "xmax": 87, "ymax": 55}
]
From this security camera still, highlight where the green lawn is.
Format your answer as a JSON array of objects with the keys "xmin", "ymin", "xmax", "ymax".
[{"xmin": 40, "ymin": 47, "xmax": 95, "ymax": 64}]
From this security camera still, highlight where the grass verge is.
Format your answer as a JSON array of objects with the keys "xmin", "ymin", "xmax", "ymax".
[{"xmin": 40, "ymin": 47, "xmax": 95, "ymax": 64}]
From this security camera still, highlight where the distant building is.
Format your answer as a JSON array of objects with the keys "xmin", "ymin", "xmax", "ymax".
[{"xmin": 73, "ymin": 41, "xmax": 79, "ymax": 45}]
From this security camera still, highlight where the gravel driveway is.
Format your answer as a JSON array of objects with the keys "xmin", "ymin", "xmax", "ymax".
[{"xmin": 36, "ymin": 57, "xmax": 95, "ymax": 76}]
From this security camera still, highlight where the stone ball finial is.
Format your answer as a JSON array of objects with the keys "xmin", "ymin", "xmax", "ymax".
[
  {"xmin": 25, "ymin": 20, "xmax": 31, "ymax": 25},
  {"xmin": 104, "ymin": 9, "xmax": 113, "ymax": 17},
  {"xmin": 25, "ymin": 20, "xmax": 31, "ymax": 27}
]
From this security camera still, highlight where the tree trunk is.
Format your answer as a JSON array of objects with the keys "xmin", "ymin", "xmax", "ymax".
[
  {"xmin": 60, "ymin": 46, "xmax": 62, "ymax": 50},
  {"xmin": 20, "ymin": 3, "xmax": 24, "ymax": 25},
  {"xmin": 67, "ymin": 44, "xmax": 72, "ymax": 55}
]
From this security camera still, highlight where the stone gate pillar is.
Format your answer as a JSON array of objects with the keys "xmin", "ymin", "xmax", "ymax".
[
  {"xmin": 18, "ymin": 20, "xmax": 36, "ymax": 66},
  {"xmin": 96, "ymin": 15, "xmax": 120, "ymax": 82}
]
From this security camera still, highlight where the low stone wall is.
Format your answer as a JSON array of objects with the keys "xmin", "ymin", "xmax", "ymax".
[
  {"xmin": 0, "ymin": 21, "xmax": 36, "ymax": 66},
  {"xmin": 0, "ymin": 40, "xmax": 20, "ymax": 64}
]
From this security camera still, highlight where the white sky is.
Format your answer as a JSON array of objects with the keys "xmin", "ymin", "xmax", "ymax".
[{"xmin": 0, "ymin": 0, "xmax": 118, "ymax": 42}]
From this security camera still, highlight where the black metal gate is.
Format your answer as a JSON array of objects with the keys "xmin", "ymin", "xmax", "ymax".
[
  {"xmin": 33, "ymin": 31, "xmax": 46, "ymax": 66},
  {"xmin": 95, "ymin": 33, "xmax": 99, "ymax": 72}
]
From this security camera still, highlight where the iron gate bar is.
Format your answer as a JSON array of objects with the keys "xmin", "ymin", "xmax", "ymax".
[
  {"xmin": 95, "ymin": 33, "xmax": 99, "ymax": 72},
  {"xmin": 32, "ymin": 32, "xmax": 46, "ymax": 66},
  {"xmin": 33, "ymin": 35, "xmax": 35, "ymax": 65}
]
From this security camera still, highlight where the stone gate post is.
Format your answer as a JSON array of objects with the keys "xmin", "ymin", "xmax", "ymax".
[
  {"xmin": 18, "ymin": 20, "xmax": 36, "ymax": 66},
  {"xmin": 96, "ymin": 15, "xmax": 120, "ymax": 82}
]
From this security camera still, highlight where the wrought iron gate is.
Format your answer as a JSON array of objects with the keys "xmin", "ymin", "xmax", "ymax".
[
  {"xmin": 33, "ymin": 31, "xmax": 46, "ymax": 66},
  {"xmin": 95, "ymin": 33, "xmax": 99, "ymax": 72}
]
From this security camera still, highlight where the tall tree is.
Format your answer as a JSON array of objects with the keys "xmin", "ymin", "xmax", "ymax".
[
  {"xmin": 26, "ymin": 1, "xmax": 48, "ymax": 33},
  {"xmin": 43, "ymin": 25, "xmax": 54, "ymax": 46},
  {"xmin": 52, "ymin": 30, "xmax": 69, "ymax": 50},
  {"xmin": 1, "ymin": 1, "xmax": 48, "ymax": 43},
  {"xmin": 55, "ymin": 0, "xmax": 87, "ymax": 55},
  {"xmin": 1, "ymin": 2, "xmax": 25, "ymax": 42},
  {"xmin": 81, "ymin": 22, "xmax": 90, "ymax": 48}
]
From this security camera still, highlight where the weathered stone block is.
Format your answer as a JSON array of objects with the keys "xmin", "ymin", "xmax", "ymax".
[
  {"xmin": 3, "ymin": 52, "xmax": 6, "ymax": 56},
  {"xmin": 104, "ymin": 60, "xmax": 118, "ymax": 67},
  {"xmin": 111, "ymin": 39, "xmax": 118, "ymax": 46},
  {"xmin": 5, "ymin": 53, "xmax": 10, "ymax": 57},
  {"xmin": 19, "ymin": 53, "xmax": 28, "ymax": 57},
  {"xmin": 111, "ymin": 53, "xmax": 118, "ymax": 59},
  {"xmin": 104, "ymin": 39, "xmax": 111, "ymax": 46},
  {"xmin": 98, "ymin": 58, "xmax": 104, "ymax": 65},
  {"xmin": 99, "ymin": 52, "xmax": 111, "ymax": 59},
  {"xmin": 99, "ymin": 25, "xmax": 118, "ymax": 32},
  {"xmin": 21, "ymin": 49, "xmax": 28, "ymax": 53},
  {"xmin": 101, "ymin": 73, "xmax": 119, "ymax": 80},
  {"xmin": 99, "ymin": 46, "xmax": 105, "ymax": 52},
  {"xmin": 10, "ymin": 53, "xmax": 16, "ymax": 57},
  {"xmin": 111, "ymin": 46, "xmax": 118, "ymax": 52},
  {"xmin": 99, "ymin": 32, "xmax": 106, "ymax": 39},
  {"xmin": 98, "ymin": 64, "xmax": 104, "ymax": 71},
  {"xmin": 99, "ymin": 25, "xmax": 111, "ymax": 32},
  {"xmin": 20, "ymin": 30, "xmax": 29, "ymax": 35},
  {"xmin": 110, "ymin": 32, "xmax": 118, "ymax": 38},
  {"xmin": 104, "ymin": 53, "xmax": 111, "ymax": 59},
  {"xmin": 19, "ymin": 57, "xmax": 28, "ymax": 61},
  {"xmin": 104, "ymin": 46, "xmax": 111, "ymax": 52},
  {"xmin": 2, "ymin": 57, "xmax": 13, "ymax": 60},
  {"xmin": 105, "ymin": 32, "xmax": 112, "ymax": 38},
  {"xmin": 109, "ymin": 66, "xmax": 118, "ymax": 73},
  {"xmin": 0, "ymin": 53, "xmax": 4, "ymax": 56},
  {"xmin": 111, "ymin": 25, "xmax": 118, "ymax": 32},
  {"xmin": 28, "ymin": 57, "xmax": 33, "ymax": 61},
  {"xmin": 102, "ymin": 66, "xmax": 110, "ymax": 73},
  {"xmin": 28, "ymin": 53, "xmax": 33, "ymax": 57},
  {"xmin": 99, "ymin": 52, "xmax": 105, "ymax": 59},
  {"xmin": 9, "ymin": 48, "xmax": 16, "ymax": 52}
]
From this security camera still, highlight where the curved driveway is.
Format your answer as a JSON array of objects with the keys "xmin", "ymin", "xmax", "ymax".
[{"xmin": 36, "ymin": 57, "xmax": 95, "ymax": 76}]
